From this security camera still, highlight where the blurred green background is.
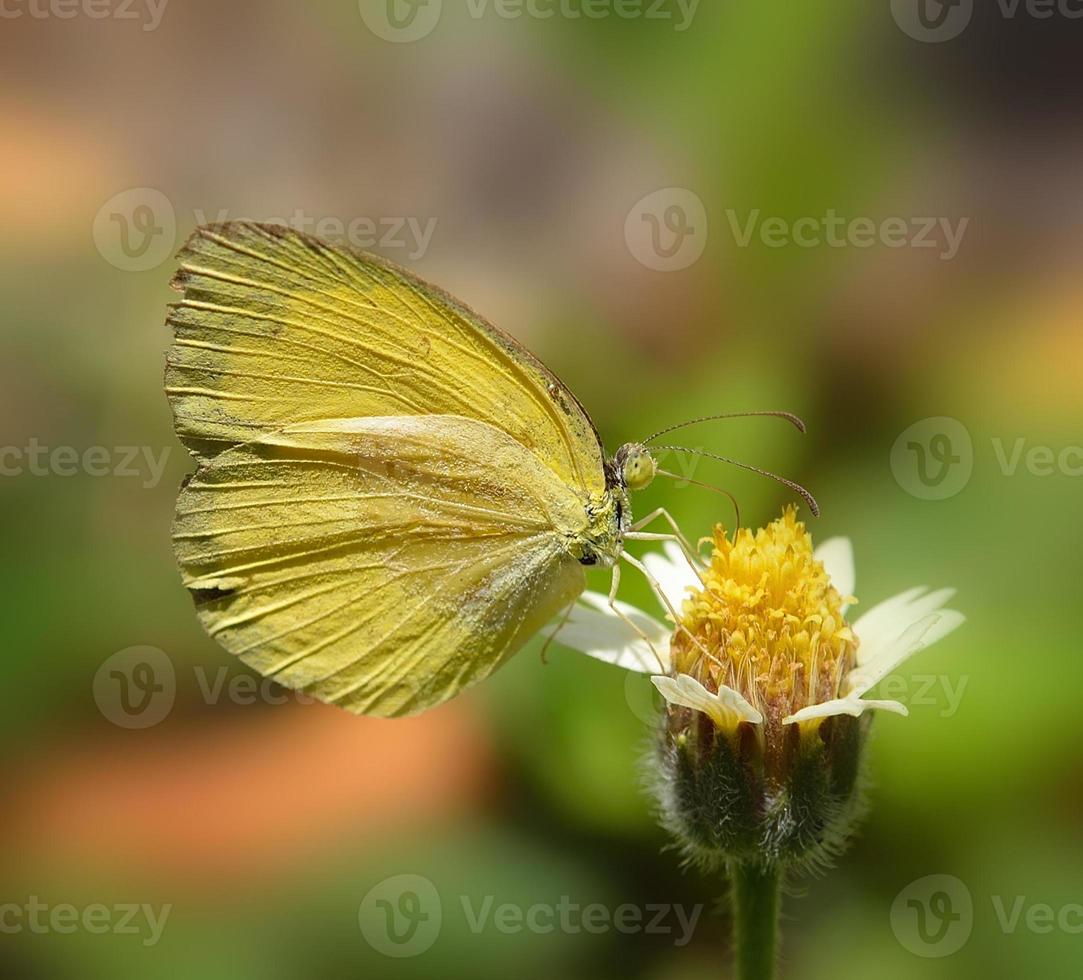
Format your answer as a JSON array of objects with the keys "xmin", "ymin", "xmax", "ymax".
[{"xmin": 3, "ymin": 1, "xmax": 1082, "ymax": 977}]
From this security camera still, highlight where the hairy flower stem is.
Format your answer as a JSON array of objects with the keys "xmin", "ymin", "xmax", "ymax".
[{"xmin": 732, "ymin": 862, "xmax": 781, "ymax": 980}]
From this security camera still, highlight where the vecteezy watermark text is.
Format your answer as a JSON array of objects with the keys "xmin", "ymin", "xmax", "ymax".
[
  {"xmin": 725, "ymin": 209, "xmax": 970, "ymax": 261},
  {"xmin": 623, "ymin": 669, "xmax": 968, "ymax": 727},
  {"xmin": 93, "ymin": 189, "xmax": 439, "ymax": 272},
  {"xmin": 877, "ymin": 673, "xmax": 968, "ymax": 718},
  {"xmin": 459, "ymin": 894, "xmax": 701, "ymax": 943},
  {"xmin": 0, "ymin": 0, "xmax": 168, "ymax": 30},
  {"xmin": 93, "ymin": 646, "xmax": 328, "ymax": 729},
  {"xmin": 624, "ymin": 189, "xmax": 970, "ymax": 272},
  {"xmin": 0, "ymin": 897, "xmax": 171, "ymax": 946},
  {"xmin": 358, "ymin": 874, "xmax": 701, "ymax": 957},
  {"xmin": 0, "ymin": 441, "xmax": 170, "ymax": 489},
  {"xmin": 462, "ymin": 0, "xmax": 700, "ymax": 31},
  {"xmin": 192, "ymin": 208, "xmax": 438, "ymax": 261},
  {"xmin": 358, "ymin": 0, "xmax": 700, "ymax": 43}
]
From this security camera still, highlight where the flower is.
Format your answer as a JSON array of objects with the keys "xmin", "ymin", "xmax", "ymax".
[
  {"xmin": 559, "ymin": 508, "xmax": 964, "ymax": 870},
  {"xmin": 563, "ymin": 507, "xmax": 963, "ymax": 737}
]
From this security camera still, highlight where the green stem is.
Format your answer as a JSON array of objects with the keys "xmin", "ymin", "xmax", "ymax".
[{"xmin": 732, "ymin": 862, "xmax": 782, "ymax": 980}]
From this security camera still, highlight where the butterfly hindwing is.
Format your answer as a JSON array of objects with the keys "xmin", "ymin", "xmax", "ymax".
[{"xmin": 172, "ymin": 415, "xmax": 588, "ymax": 716}]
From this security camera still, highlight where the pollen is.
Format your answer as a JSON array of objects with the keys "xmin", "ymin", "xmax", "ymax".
[{"xmin": 671, "ymin": 508, "xmax": 857, "ymax": 726}]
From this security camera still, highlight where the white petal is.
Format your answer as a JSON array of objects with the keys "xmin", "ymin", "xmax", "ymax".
[
  {"xmin": 651, "ymin": 673, "xmax": 763, "ymax": 729},
  {"xmin": 847, "ymin": 610, "xmax": 966, "ymax": 697},
  {"xmin": 641, "ymin": 541, "xmax": 701, "ymax": 616},
  {"xmin": 557, "ymin": 592, "xmax": 671, "ymax": 673},
  {"xmin": 853, "ymin": 586, "xmax": 957, "ymax": 666},
  {"xmin": 784, "ymin": 696, "xmax": 909, "ymax": 724},
  {"xmin": 814, "ymin": 536, "xmax": 855, "ymax": 607}
]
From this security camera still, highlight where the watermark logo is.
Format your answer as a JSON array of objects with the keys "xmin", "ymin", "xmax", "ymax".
[
  {"xmin": 359, "ymin": 874, "xmax": 443, "ymax": 957},
  {"xmin": 624, "ymin": 670, "xmax": 663, "ymax": 726},
  {"xmin": 891, "ymin": 874, "xmax": 974, "ymax": 957},
  {"xmin": 626, "ymin": 188, "xmax": 708, "ymax": 272},
  {"xmin": 891, "ymin": 417, "xmax": 974, "ymax": 500},
  {"xmin": 891, "ymin": 0, "xmax": 974, "ymax": 42},
  {"xmin": 93, "ymin": 646, "xmax": 176, "ymax": 729},
  {"xmin": 93, "ymin": 188, "xmax": 176, "ymax": 272},
  {"xmin": 359, "ymin": 0, "xmax": 442, "ymax": 42},
  {"xmin": 893, "ymin": 0, "xmax": 1083, "ymax": 43}
]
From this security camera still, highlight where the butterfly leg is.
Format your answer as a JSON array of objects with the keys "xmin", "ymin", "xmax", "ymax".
[
  {"xmin": 621, "ymin": 552, "xmax": 722, "ymax": 672},
  {"xmin": 539, "ymin": 599, "xmax": 575, "ymax": 664},
  {"xmin": 627, "ymin": 507, "xmax": 708, "ymax": 585},
  {"xmin": 606, "ymin": 563, "xmax": 669, "ymax": 673},
  {"xmin": 630, "ymin": 507, "xmax": 700, "ymax": 559},
  {"xmin": 623, "ymin": 529, "xmax": 707, "ymax": 588}
]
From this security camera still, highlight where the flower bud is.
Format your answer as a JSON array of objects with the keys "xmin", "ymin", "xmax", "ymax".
[{"xmin": 654, "ymin": 700, "xmax": 869, "ymax": 872}]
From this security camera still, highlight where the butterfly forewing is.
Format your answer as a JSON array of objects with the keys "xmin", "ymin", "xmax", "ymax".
[{"xmin": 165, "ymin": 222, "xmax": 606, "ymax": 496}]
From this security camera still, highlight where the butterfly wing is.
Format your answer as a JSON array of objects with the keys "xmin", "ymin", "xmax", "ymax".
[
  {"xmin": 165, "ymin": 221, "xmax": 606, "ymax": 496},
  {"xmin": 172, "ymin": 415, "xmax": 587, "ymax": 716}
]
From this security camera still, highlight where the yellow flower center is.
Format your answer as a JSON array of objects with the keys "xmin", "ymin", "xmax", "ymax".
[{"xmin": 672, "ymin": 508, "xmax": 857, "ymax": 725}]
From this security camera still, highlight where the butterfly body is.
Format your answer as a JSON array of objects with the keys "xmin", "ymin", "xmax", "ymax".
[{"xmin": 567, "ymin": 480, "xmax": 628, "ymax": 568}]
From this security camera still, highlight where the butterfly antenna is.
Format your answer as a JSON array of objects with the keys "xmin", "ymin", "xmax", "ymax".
[
  {"xmin": 642, "ymin": 410, "xmax": 807, "ymax": 445},
  {"xmin": 653, "ymin": 446, "xmax": 820, "ymax": 517},
  {"xmin": 655, "ymin": 468, "xmax": 742, "ymax": 532}
]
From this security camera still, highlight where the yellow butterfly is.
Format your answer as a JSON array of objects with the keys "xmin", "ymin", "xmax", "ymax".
[{"xmin": 166, "ymin": 222, "xmax": 813, "ymax": 716}]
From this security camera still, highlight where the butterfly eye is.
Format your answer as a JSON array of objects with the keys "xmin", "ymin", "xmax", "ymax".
[{"xmin": 621, "ymin": 446, "xmax": 657, "ymax": 491}]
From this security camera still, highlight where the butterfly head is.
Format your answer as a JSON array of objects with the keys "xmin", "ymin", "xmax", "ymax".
[{"xmin": 614, "ymin": 443, "xmax": 657, "ymax": 492}]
